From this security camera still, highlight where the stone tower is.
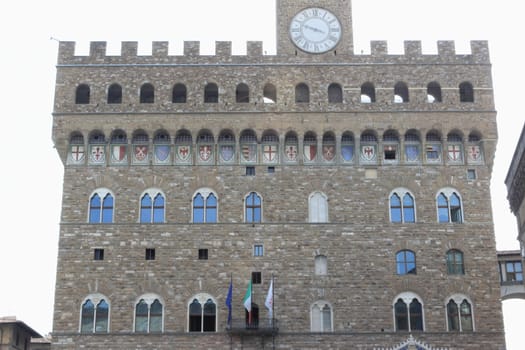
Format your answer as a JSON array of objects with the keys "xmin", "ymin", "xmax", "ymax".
[{"xmin": 51, "ymin": 0, "xmax": 505, "ymax": 349}]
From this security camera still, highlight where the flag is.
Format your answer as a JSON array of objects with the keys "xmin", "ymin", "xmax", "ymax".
[
  {"xmin": 225, "ymin": 278, "xmax": 233, "ymax": 326},
  {"xmin": 243, "ymin": 280, "xmax": 252, "ymax": 324},
  {"xmin": 265, "ymin": 279, "xmax": 273, "ymax": 320}
]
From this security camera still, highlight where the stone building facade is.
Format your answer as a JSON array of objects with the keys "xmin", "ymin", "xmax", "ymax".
[{"xmin": 51, "ymin": 0, "xmax": 505, "ymax": 349}]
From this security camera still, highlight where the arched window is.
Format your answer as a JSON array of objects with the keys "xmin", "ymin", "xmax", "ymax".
[
  {"xmin": 262, "ymin": 130, "xmax": 279, "ymax": 164},
  {"xmin": 245, "ymin": 192, "xmax": 262, "ymax": 223},
  {"xmin": 263, "ymin": 83, "xmax": 277, "ymax": 103},
  {"xmin": 447, "ymin": 132, "xmax": 464, "ymax": 163},
  {"xmin": 404, "ymin": 130, "xmax": 421, "ymax": 162},
  {"xmin": 322, "ymin": 132, "xmax": 336, "ymax": 162},
  {"xmin": 140, "ymin": 190, "xmax": 165, "ymax": 223},
  {"xmin": 134, "ymin": 295, "xmax": 163, "ymax": 333},
  {"xmin": 459, "ymin": 82, "xmax": 474, "ymax": 102},
  {"xmin": 396, "ymin": 250, "xmax": 416, "ymax": 275},
  {"xmin": 315, "ymin": 255, "xmax": 328, "ymax": 276},
  {"xmin": 311, "ymin": 301, "xmax": 332, "ymax": 332},
  {"xmin": 341, "ymin": 132, "xmax": 355, "ymax": 163},
  {"xmin": 383, "ymin": 130, "xmax": 399, "ymax": 162},
  {"xmin": 309, "ymin": 192, "xmax": 328, "ymax": 223},
  {"xmin": 89, "ymin": 189, "xmax": 114, "ymax": 224},
  {"xmin": 284, "ymin": 132, "xmax": 299, "ymax": 162},
  {"xmin": 193, "ymin": 189, "xmax": 218, "ymax": 223},
  {"xmin": 303, "ymin": 131, "xmax": 317, "ymax": 163},
  {"xmin": 394, "ymin": 82, "xmax": 409, "ymax": 103},
  {"xmin": 390, "ymin": 189, "xmax": 415, "ymax": 223},
  {"xmin": 172, "ymin": 83, "xmax": 187, "ymax": 103},
  {"xmin": 204, "ymin": 83, "xmax": 219, "ymax": 103},
  {"xmin": 75, "ymin": 84, "xmax": 90, "ymax": 104},
  {"xmin": 107, "ymin": 83, "xmax": 122, "ymax": 104},
  {"xmin": 295, "ymin": 83, "xmax": 310, "ymax": 103},
  {"xmin": 361, "ymin": 82, "xmax": 376, "ymax": 103},
  {"xmin": 140, "ymin": 83, "xmax": 155, "ymax": 103},
  {"xmin": 446, "ymin": 249, "xmax": 465, "ymax": 275},
  {"xmin": 360, "ymin": 131, "xmax": 377, "ymax": 163},
  {"xmin": 437, "ymin": 189, "xmax": 463, "ymax": 223},
  {"xmin": 427, "ymin": 82, "xmax": 442, "ymax": 103},
  {"xmin": 447, "ymin": 295, "xmax": 473, "ymax": 332},
  {"xmin": 80, "ymin": 294, "xmax": 109, "ymax": 333},
  {"xmin": 188, "ymin": 295, "xmax": 217, "ymax": 332},
  {"xmin": 425, "ymin": 131, "xmax": 442, "ymax": 163},
  {"xmin": 394, "ymin": 292, "xmax": 424, "ymax": 331},
  {"xmin": 236, "ymin": 83, "xmax": 250, "ymax": 103},
  {"xmin": 328, "ymin": 83, "xmax": 343, "ymax": 103}
]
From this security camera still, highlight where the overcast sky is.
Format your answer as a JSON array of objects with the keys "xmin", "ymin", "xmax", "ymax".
[{"xmin": 1, "ymin": 0, "xmax": 524, "ymax": 349}]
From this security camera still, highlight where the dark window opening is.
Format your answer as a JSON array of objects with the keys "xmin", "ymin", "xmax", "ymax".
[
  {"xmin": 107, "ymin": 84, "xmax": 122, "ymax": 104},
  {"xmin": 427, "ymin": 82, "xmax": 442, "ymax": 103},
  {"xmin": 145, "ymin": 248, "xmax": 156, "ymax": 261},
  {"xmin": 172, "ymin": 83, "xmax": 187, "ymax": 103},
  {"xmin": 459, "ymin": 82, "xmax": 474, "ymax": 102},
  {"xmin": 251, "ymin": 271, "xmax": 262, "ymax": 284},
  {"xmin": 204, "ymin": 83, "xmax": 219, "ymax": 103},
  {"xmin": 236, "ymin": 83, "xmax": 250, "ymax": 103},
  {"xmin": 199, "ymin": 249, "xmax": 209, "ymax": 260},
  {"xmin": 361, "ymin": 82, "xmax": 376, "ymax": 103},
  {"xmin": 246, "ymin": 166, "xmax": 255, "ymax": 176},
  {"xmin": 263, "ymin": 83, "xmax": 277, "ymax": 103},
  {"xmin": 295, "ymin": 83, "xmax": 310, "ymax": 103},
  {"xmin": 94, "ymin": 249, "xmax": 104, "ymax": 261},
  {"xmin": 140, "ymin": 83, "xmax": 155, "ymax": 103},
  {"xmin": 328, "ymin": 83, "xmax": 343, "ymax": 103},
  {"xmin": 394, "ymin": 82, "xmax": 409, "ymax": 103},
  {"xmin": 75, "ymin": 84, "xmax": 90, "ymax": 104}
]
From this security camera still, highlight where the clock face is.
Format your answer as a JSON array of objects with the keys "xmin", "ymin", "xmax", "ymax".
[{"xmin": 289, "ymin": 7, "xmax": 342, "ymax": 54}]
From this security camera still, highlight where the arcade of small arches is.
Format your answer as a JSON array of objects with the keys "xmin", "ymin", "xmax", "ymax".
[
  {"xmin": 73, "ymin": 81, "xmax": 475, "ymax": 105},
  {"xmin": 66, "ymin": 128, "xmax": 485, "ymax": 167}
]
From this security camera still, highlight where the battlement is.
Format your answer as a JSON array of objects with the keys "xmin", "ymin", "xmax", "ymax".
[{"xmin": 57, "ymin": 40, "xmax": 490, "ymax": 65}]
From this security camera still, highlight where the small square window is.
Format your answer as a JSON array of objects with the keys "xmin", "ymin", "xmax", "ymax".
[
  {"xmin": 199, "ymin": 248, "xmax": 209, "ymax": 260},
  {"xmin": 467, "ymin": 169, "xmax": 476, "ymax": 180},
  {"xmin": 246, "ymin": 166, "xmax": 255, "ymax": 176},
  {"xmin": 267, "ymin": 166, "xmax": 275, "ymax": 173},
  {"xmin": 254, "ymin": 244, "xmax": 264, "ymax": 257},
  {"xmin": 94, "ymin": 249, "xmax": 104, "ymax": 261},
  {"xmin": 145, "ymin": 248, "xmax": 156, "ymax": 261},
  {"xmin": 252, "ymin": 271, "xmax": 262, "ymax": 284}
]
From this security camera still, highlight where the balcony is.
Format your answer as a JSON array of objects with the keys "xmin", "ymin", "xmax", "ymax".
[{"xmin": 226, "ymin": 318, "xmax": 279, "ymax": 336}]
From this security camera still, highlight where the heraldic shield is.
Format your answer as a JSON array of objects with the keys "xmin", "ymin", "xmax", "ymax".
[
  {"xmin": 176, "ymin": 145, "xmax": 191, "ymax": 163},
  {"xmin": 285, "ymin": 144, "xmax": 298, "ymax": 161},
  {"xmin": 360, "ymin": 145, "xmax": 376, "ymax": 161},
  {"xmin": 111, "ymin": 145, "xmax": 127, "ymax": 163},
  {"xmin": 69, "ymin": 145, "xmax": 85, "ymax": 164},
  {"xmin": 199, "ymin": 145, "xmax": 213, "ymax": 163},
  {"xmin": 263, "ymin": 144, "xmax": 278, "ymax": 163},
  {"xmin": 241, "ymin": 144, "xmax": 257, "ymax": 163},
  {"xmin": 322, "ymin": 145, "xmax": 335, "ymax": 161},
  {"xmin": 341, "ymin": 145, "xmax": 354, "ymax": 162},
  {"xmin": 220, "ymin": 145, "xmax": 234, "ymax": 162},
  {"xmin": 304, "ymin": 144, "xmax": 317, "ymax": 162},
  {"xmin": 133, "ymin": 145, "xmax": 149, "ymax": 164},
  {"xmin": 89, "ymin": 145, "xmax": 105, "ymax": 164}
]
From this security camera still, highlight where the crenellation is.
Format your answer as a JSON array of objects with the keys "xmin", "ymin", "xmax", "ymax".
[
  {"xmin": 152, "ymin": 41, "xmax": 169, "ymax": 57},
  {"xmin": 438, "ymin": 40, "xmax": 456, "ymax": 57},
  {"xmin": 183, "ymin": 41, "xmax": 200, "ymax": 57},
  {"xmin": 247, "ymin": 41, "xmax": 263, "ymax": 56},
  {"xmin": 371, "ymin": 40, "xmax": 388, "ymax": 56},
  {"xmin": 470, "ymin": 40, "xmax": 490, "ymax": 63},
  {"xmin": 121, "ymin": 41, "xmax": 138, "ymax": 57},
  {"xmin": 215, "ymin": 41, "xmax": 232, "ymax": 57},
  {"xmin": 89, "ymin": 41, "xmax": 107, "ymax": 60},
  {"xmin": 404, "ymin": 40, "xmax": 422, "ymax": 57}
]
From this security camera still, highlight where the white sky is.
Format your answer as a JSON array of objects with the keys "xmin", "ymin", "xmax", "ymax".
[{"xmin": 1, "ymin": 0, "xmax": 524, "ymax": 348}]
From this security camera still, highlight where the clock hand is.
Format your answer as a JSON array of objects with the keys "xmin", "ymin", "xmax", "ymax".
[{"xmin": 303, "ymin": 24, "xmax": 325, "ymax": 35}]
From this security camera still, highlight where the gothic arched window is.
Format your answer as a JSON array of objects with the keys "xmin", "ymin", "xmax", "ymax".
[
  {"xmin": 89, "ymin": 189, "xmax": 114, "ymax": 224},
  {"xmin": 134, "ymin": 295, "xmax": 163, "ymax": 333},
  {"xmin": 140, "ymin": 190, "xmax": 165, "ymax": 223},
  {"xmin": 311, "ymin": 301, "xmax": 333, "ymax": 332},
  {"xmin": 394, "ymin": 293, "xmax": 424, "ymax": 331},
  {"xmin": 193, "ymin": 189, "xmax": 218, "ymax": 223},
  {"xmin": 447, "ymin": 296, "xmax": 473, "ymax": 332},
  {"xmin": 437, "ymin": 189, "xmax": 463, "ymax": 223},
  {"xmin": 309, "ymin": 192, "xmax": 328, "ymax": 223},
  {"xmin": 80, "ymin": 294, "xmax": 109, "ymax": 333},
  {"xmin": 189, "ymin": 295, "xmax": 217, "ymax": 332},
  {"xmin": 390, "ymin": 189, "xmax": 415, "ymax": 223}
]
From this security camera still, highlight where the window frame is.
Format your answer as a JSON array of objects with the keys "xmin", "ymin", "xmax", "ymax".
[
  {"xmin": 134, "ymin": 294, "xmax": 164, "ymax": 333},
  {"xmin": 436, "ymin": 188, "xmax": 464, "ymax": 223},
  {"xmin": 310, "ymin": 301, "xmax": 333, "ymax": 332},
  {"xmin": 389, "ymin": 188, "xmax": 416, "ymax": 223},
  {"xmin": 396, "ymin": 250, "xmax": 417, "ymax": 275},
  {"xmin": 245, "ymin": 192, "xmax": 262, "ymax": 223},
  {"xmin": 187, "ymin": 294, "xmax": 217, "ymax": 333},
  {"xmin": 192, "ymin": 188, "xmax": 218, "ymax": 223},
  {"xmin": 139, "ymin": 189, "xmax": 166, "ymax": 224},
  {"xmin": 446, "ymin": 249, "xmax": 465, "ymax": 275},
  {"xmin": 88, "ymin": 188, "xmax": 115, "ymax": 224},
  {"xmin": 308, "ymin": 191, "xmax": 329, "ymax": 223},
  {"xmin": 79, "ymin": 293, "xmax": 110, "ymax": 333},
  {"xmin": 393, "ymin": 292, "xmax": 424, "ymax": 332},
  {"xmin": 446, "ymin": 294, "xmax": 474, "ymax": 332}
]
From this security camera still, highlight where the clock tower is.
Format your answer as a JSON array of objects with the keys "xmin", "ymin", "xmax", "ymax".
[{"xmin": 276, "ymin": 0, "xmax": 353, "ymax": 55}]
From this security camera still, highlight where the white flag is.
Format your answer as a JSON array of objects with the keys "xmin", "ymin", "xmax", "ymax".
[{"xmin": 265, "ymin": 279, "xmax": 273, "ymax": 319}]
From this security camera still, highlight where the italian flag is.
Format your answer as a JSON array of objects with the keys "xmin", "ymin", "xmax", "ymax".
[{"xmin": 243, "ymin": 280, "xmax": 252, "ymax": 324}]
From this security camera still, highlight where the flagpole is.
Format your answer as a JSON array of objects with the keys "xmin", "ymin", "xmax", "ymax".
[{"xmin": 272, "ymin": 274, "xmax": 275, "ymax": 328}]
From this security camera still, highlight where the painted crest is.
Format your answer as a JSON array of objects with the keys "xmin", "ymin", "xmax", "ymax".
[
  {"xmin": 241, "ymin": 144, "xmax": 257, "ymax": 162},
  {"xmin": 304, "ymin": 144, "xmax": 317, "ymax": 161},
  {"xmin": 90, "ymin": 145, "xmax": 105, "ymax": 163},
  {"xmin": 155, "ymin": 145, "xmax": 170, "ymax": 162},
  {"xmin": 220, "ymin": 145, "xmax": 234, "ymax": 162},
  {"xmin": 263, "ymin": 145, "xmax": 278, "ymax": 162},
  {"xmin": 322, "ymin": 145, "xmax": 335, "ymax": 161},
  {"xmin": 134, "ymin": 145, "xmax": 148, "ymax": 161},
  {"xmin": 177, "ymin": 145, "xmax": 190, "ymax": 161},
  {"xmin": 468, "ymin": 145, "xmax": 482, "ymax": 161},
  {"xmin": 70, "ymin": 145, "xmax": 85, "ymax": 162},
  {"xmin": 447, "ymin": 144, "xmax": 462, "ymax": 161},
  {"xmin": 405, "ymin": 145, "xmax": 419, "ymax": 162},
  {"xmin": 285, "ymin": 145, "xmax": 298, "ymax": 161},
  {"xmin": 341, "ymin": 145, "xmax": 354, "ymax": 161},
  {"xmin": 426, "ymin": 145, "xmax": 441, "ymax": 161},
  {"xmin": 361, "ymin": 145, "xmax": 375, "ymax": 161},
  {"xmin": 199, "ymin": 145, "xmax": 212, "ymax": 162},
  {"xmin": 111, "ymin": 145, "xmax": 127, "ymax": 162}
]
